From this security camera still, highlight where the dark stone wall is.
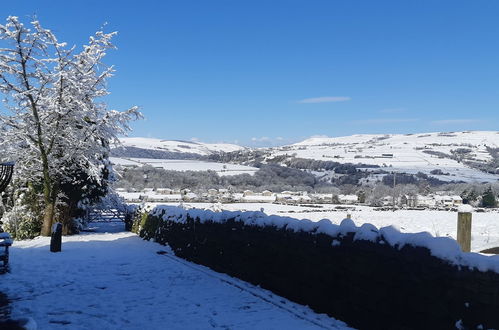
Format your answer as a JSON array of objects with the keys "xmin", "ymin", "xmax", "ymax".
[{"xmin": 134, "ymin": 212, "xmax": 499, "ymax": 330}]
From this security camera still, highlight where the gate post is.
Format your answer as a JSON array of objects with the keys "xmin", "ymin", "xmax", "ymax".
[{"xmin": 457, "ymin": 210, "xmax": 472, "ymax": 252}]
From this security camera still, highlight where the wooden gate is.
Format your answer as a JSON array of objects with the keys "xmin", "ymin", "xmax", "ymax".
[{"xmin": 86, "ymin": 208, "xmax": 127, "ymax": 223}]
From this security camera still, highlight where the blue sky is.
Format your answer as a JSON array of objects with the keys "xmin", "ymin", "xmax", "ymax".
[{"xmin": 3, "ymin": 1, "xmax": 499, "ymax": 146}]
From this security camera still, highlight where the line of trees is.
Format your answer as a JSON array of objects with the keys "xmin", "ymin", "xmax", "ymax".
[
  {"xmin": 116, "ymin": 164, "xmax": 334, "ymax": 193},
  {"xmin": 114, "ymin": 164, "xmax": 499, "ymax": 208}
]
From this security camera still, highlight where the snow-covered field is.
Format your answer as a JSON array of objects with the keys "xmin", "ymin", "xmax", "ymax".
[
  {"xmin": 120, "ymin": 138, "xmax": 245, "ymax": 156},
  {"xmin": 0, "ymin": 223, "xmax": 349, "ymax": 330},
  {"xmin": 116, "ymin": 131, "xmax": 499, "ymax": 183},
  {"xmin": 110, "ymin": 157, "xmax": 258, "ymax": 176},
  {"xmin": 149, "ymin": 202, "xmax": 499, "ymax": 253},
  {"xmin": 271, "ymin": 131, "xmax": 499, "ymax": 183}
]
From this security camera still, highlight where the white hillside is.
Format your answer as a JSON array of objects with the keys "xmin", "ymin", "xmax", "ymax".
[
  {"xmin": 120, "ymin": 137, "xmax": 245, "ymax": 156},
  {"xmin": 273, "ymin": 131, "xmax": 499, "ymax": 183}
]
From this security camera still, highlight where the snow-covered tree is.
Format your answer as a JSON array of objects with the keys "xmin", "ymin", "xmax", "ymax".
[{"xmin": 0, "ymin": 16, "xmax": 141, "ymax": 235}]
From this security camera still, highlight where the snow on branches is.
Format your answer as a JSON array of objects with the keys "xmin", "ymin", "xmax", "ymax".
[{"xmin": 0, "ymin": 16, "xmax": 142, "ymax": 235}]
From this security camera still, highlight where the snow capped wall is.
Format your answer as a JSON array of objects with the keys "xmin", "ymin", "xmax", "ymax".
[
  {"xmin": 133, "ymin": 205, "xmax": 499, "ymax": 329},
  {"xmin": 147, "ymin": 205, "xmax": 499, "ymax": 273}
]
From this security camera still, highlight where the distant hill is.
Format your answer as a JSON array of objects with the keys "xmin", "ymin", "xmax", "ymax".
[
  {"xmin": 111, "ymin": 138, "xmax": 246, "ymax": 159},
  {"xmin": 268, "ymin": 131, "xmax": 499, "ymax": 183},
  {"xmin": 112, "ymin": 132, "xmax": 499, "ymax": 183}
]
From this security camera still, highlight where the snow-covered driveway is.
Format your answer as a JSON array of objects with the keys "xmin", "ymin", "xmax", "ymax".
[{"xmin": 0, "ymin": 224, "xmax": 350, "ymax": 330}]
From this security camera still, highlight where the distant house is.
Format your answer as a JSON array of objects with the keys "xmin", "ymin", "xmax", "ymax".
[
  {"xmin": 242, "ymin": 194, "xmax": 276, "ymax": 203},
  {"xmin": 208, "ymin": 188, "xmax": 218, "ymax": 196},
  {"xmin": 156, "ymin": 188, "xmax": 172, "ymax": 195},
  {"xmin": 276, "ymin": 193, "xmax": 293, "ymax": 204},
  {"xmin": 182, "ymin": 192, "xmax": 198, "ymax": 202},
  {"xmin": 232, "ymin": 193, "xmax": 244, "ymax": 202},
  {"xmin": 381, "ymin": 196, "xmax": 394, "ymax": 206},
  {"xmin": 451, "ymin": 196, "xmax": 463, "ymax": 205},
  {"xmin": 311, "ymin": 194, "xmax": 333, "ymax": 203},
  {"xmin": 338, "ymin": 194, "xmax": 358, "ymax": 204},
  {"xmin": 218, "ymin": 193, "xmax": 234, "ymax": 203},
  {"xmin": 148, "ymin": 194, "xmax": 182, "ymax": 202},
  {"xmin": 435, "ymin": 195, "xmax": 454, "ymax": 207},
  {"xmin": 117, "ymin": 192, "xmax": 142, "ymax": 202},
  {"xmin": 292, "ymin": 195, "xmax": 311, "ymax": 203},
  {"xmin": 243, "ymin": 190, "xmax": 254, "ymax": 197},
  {"xmin": 261, "ymin": 190, "xmax": 273, "ymax": 196},
  {"xmin": 415, "ymin": 195, "xmax": 436, "ymax": 208},
  {"xmin": 281, "ymin": 190, "xmax": 301, "ymax": 196}
]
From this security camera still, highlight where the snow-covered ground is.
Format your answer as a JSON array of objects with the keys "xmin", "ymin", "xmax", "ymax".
[
  {"xmin": 0, "ymin": 223, "xmax": 349, "ymax": 330},
  {"xmin": 110, "ymin": 157, "xmax": 258, "ymax": 176},
  {"xmin": 120, "ymin": 138, "xmax": 245, "ymax": 156},
  {"xmin": 116, "ymin": 131, "xmax": 499, "ymax": 183},
  {"xmin": 148, "ymin": 202, "xmax": 499, "ymax": 253},
  {"xmin": 271, "ymin": 131, "xmax": 499, "ymax": 182}
]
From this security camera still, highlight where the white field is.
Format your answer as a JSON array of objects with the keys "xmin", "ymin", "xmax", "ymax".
[
  {"xmin": 110, "ymin": 157, "xmax": 258, "ymax": 176},
  {"xmin": 120, "ymin": 137, "xmax": 245, "ymax": 155},
  {"xmin": 271, "ymin": 131, "xmax": 499, "ymax": 182},
  {"xmin": 146, "ymin": 202, "xmax": 499, "ymax": 253}
]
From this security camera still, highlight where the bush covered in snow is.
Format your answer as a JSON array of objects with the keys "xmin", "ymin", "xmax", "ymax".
[{"xmin": 2, "ymin": 203, "xmax": 41, "ymax": 240}]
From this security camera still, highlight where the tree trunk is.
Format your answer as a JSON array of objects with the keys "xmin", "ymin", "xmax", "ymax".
[
  {"xmin": 40, "ymin": 182, "xmax": 58, "ymax": 236},
  {"xmin": 60, "ymin": 200, "xmax": 77, "ymax": 235},
  {"xmin": 41, "ymin": 201, "xmax": 56, "ymax": 236}
]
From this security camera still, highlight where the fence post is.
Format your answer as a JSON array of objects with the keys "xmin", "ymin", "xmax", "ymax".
[
  {"xmin": 346, "ymin": 213, "xmax": 351, "ymax": 219},
  {"xmin": 457, "ymin": 212, "xmax": 472, "ymax": 252}
]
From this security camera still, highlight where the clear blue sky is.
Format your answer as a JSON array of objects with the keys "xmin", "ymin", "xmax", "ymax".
[{"xmin": 3, "ymin": 1, "xmax": 499, "ymax": 146}]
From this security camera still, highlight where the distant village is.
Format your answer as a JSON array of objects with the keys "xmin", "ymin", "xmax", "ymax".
[{"xmin": 116, "ymin": 188, "xmax": 465, "ymax": 209}]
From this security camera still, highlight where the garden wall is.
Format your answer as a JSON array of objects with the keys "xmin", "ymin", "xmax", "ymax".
[{"xmin": 132, "ymin": 206, "xmax": 499, "ymax": 329}]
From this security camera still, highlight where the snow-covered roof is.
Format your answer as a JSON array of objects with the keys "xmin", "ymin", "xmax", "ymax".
[
  {"xmin": 242, "ymin": 195, "xmax": 276, "ymax": 202},
  {"xmin": 338, "ymin": 194, "xmax": 358, "ymax": 201}
]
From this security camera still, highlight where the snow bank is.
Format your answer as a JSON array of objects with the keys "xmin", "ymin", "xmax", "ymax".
[{"xmin": 148, "ymin": 205, "xmax": 499, "ymax": 273}]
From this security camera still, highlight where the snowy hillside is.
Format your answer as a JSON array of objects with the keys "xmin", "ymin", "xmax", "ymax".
[
  {"xmin": 270, "ymin": 131, "xmax": 499, "ymax": 183},
  {"xmin": 119, "ymin": 137, "xmax": 245, "ymax": 156},
  {"xmin": 112, "ymin": 132, "xmax": 499, "ymax": 183},
  {"xmin": 110, "ymin": 157, "xmax": 258, "ymax": 176}
]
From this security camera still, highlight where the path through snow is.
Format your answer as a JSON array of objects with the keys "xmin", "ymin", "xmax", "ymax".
[{"xmin": 0, "ymin": 223, "xmax": 350, "ymax": 330}]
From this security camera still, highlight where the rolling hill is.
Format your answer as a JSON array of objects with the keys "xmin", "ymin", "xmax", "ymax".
[{"xmin": 112, "ymin": 132, "xmax": 499, "ymax": 183}]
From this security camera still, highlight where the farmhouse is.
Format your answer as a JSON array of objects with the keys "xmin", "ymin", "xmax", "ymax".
[
  {"xmin": 183, "ymin": 192, "xmax": 198, "ymax": 202},
  {"xmin": 338, "ymin": 194, "xmax": 359, "ymax": 204},
  {"xmin": 415, "ymin": 195, "xmax": 437, "ymax": 208},
  {"xmin": 156, "ymin": 188, "xmax": 172, "ymax": 195},
  {"xmin": 242, "ymin": 194, "xmax": 277, "ymax": 203}
]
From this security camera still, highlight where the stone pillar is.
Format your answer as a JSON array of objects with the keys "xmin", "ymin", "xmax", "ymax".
[{"xmin": 50, "ymin": 222, "xmax": 62, "ymax": 252}]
